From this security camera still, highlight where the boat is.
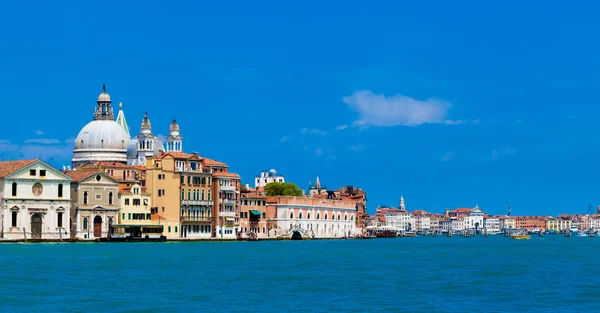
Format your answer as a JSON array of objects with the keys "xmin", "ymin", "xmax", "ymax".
[
  {"xmin": 511, "ymin": 235, "xmax": 531, "ymax": 240},
  {"xmin": 404, "ymin": 231, "xmax": 417, "ymax": 237},
  {"xmin": 374, "ymin": 226, "xmax": 398, "ymax": 238}
]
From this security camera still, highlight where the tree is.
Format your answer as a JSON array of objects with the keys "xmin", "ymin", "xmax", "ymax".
[{"xmin": 264, "ymin": 182, "xmax": 303, "ymax": 196}]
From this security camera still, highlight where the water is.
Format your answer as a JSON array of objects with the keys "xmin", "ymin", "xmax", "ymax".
[{"xmin": 0, "ymin": 236, "xmax": 599, "ymax": 312}]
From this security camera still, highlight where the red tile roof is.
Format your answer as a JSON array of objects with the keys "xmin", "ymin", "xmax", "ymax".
[
  {"xmin": 203, "ymin": 158, "xmax": 227, "ymax": 167},
  {"xmin": 63, "ymin": 170, "xmax": 100, "ymax": 182},
  {"xmin": 212, "ymin": 172, "xmax": 240, "ymax": 178},
  {"xmin": 151, "ymin": 213, "xmax": 166, "ymax": 221},
  {"xmin": 0, "ymin": 159, "xmax": 39, "ymax": 177}
]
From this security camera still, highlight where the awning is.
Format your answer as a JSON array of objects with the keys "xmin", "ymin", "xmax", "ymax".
[
  {"xmin": 225, "ymin": 217, "xmax": 235, "ymax": 221},
  {"xmin": 249, "ymin": 210, "xmax": 261, "ymax": 216}
]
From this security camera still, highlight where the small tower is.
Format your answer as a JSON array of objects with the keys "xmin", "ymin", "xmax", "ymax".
[
  {"xmin": 507, "ymin": 203, "xmax": 511, "ymax": 216},
  {"xmin": 165, "ymin": 116, "xmax": 183, "ymax": 152},
  {"xmin": 115, "ymin": 101, "xmax": 130, "ymax": 138},
  {"xmin": 94, "ymin": 84, "xmax": 114, "ymax": 120},
  {"xmin": 399, "ymin": 195, "xmax": 406, "ymax": 211}
]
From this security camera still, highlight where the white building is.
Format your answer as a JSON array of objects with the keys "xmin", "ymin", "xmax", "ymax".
[
  {"xmin": 414, "ymin": 214, "xmax": 431, "ymax": 231},
  {"xmin": 385, "ymin": 211, "xmax": 415, "ymax": 231},
  {"xmin": 1, "ymin": 159, "xmax": 72, "ymax": 240},
  {"xmin": 463, "ymin": 205, "xmax": 485, "ymax": 230},
  {"xmin": 255, "ymin": 169, "xmax": 285, "ymax": 188},
  {"xmin": 267, "ymin": 196, "xmax": 356, "ymax": 239},
  {"xmin": 483, "ymin": 218, "xmax": 501, "ymax": 234},
  {"xmin": 72, "ymin": 85, "xmax": 131, "ymax": 167}
]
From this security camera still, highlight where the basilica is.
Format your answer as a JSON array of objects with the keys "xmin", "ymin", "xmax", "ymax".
[{"xmin": 72, "ymin": 85, "xmax": 182, "ymax": 167}]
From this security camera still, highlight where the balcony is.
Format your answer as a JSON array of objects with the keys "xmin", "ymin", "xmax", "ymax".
[
  {"xmin": 220, "ymin": 185, "xmax": 236, "ymax": 192},
  {"xmin": 220, "ymin": 211, "xmax": 235, "ymax": 217},
  {"xmin": 221, "ymin": 199, "xmax": 237, "ymax": 205},
  {"xmin": 180, "ymin": 216, "xmax": 213, "ymax": 223},
  {"xmin": 181, "ymin": 200, "xmax": 213, "ymax": 206}
]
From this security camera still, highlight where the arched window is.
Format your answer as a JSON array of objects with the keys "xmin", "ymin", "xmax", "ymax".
[
  {"xmin": 290, "ymin": 211, "xmax": 294, "ymax": 219},
  {"xmin": 83, "ymin": 217, "xmax": 88, "ymax": 230},
  {"xmin": 345, "ymin": 214, "xmax": 347, "ymax": 220},
  {"xmin": 299, "ymin": 212, "xmax": 302, "ymax": 219},
  {"xmin": 11, "ymin": 182, "xmax": 17, "ymax": 196},
  {"xmin": 11, "ymin": 211, "xmax": 17, "ymax": 227},
  {"xmin": 337, "ymin": 214, "xmax": 341, "ymax": 220},
  {"xmin": 324, "ymin": 213, "xmax": 328, "ymax": 220},
  {"xmin": 58, "ymin": 212, "xmax": 63, "ymax": 227},
  {"xmin": 58, "ymin": 184, "xmax": 63, "ymax": 198},
  {"xmin": 308, "ymin": 212, "xmax": 311, "ymax": 220},
  {"xmin": 83, "ymin": 191, "xmax": 88, "ymax": 204},
  {"xmin": 317, "ymin": 213, "xmax": 320, "ymax": 220},
  {"xmin": 108, "ymin": 192, "xmax": 113, "ymax": 205}
]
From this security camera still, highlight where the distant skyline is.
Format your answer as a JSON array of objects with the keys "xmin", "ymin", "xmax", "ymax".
[{"xmin": 1, "ymin": 1, "xmax": 600, "ymax": 216}]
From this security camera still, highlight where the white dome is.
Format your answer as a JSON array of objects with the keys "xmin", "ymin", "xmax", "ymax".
[
  {"xmin": 98, "ymin": 92, "xmax": 111, "ymax": 102},
  {"xmin": 72, "ymin": 120, "xmax": 130, "ymax": 165}
]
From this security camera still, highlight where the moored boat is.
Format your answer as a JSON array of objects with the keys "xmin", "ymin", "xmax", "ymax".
[
  {"xmin": 511, "ymin": 235, "xmax": 531, "ymax": 240},
  {"xmin": 404, "ymin": 231, "xmax": 417, "ymax": 237}
]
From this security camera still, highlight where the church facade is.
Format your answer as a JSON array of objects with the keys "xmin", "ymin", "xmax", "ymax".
[{"xmin": 0, "ymin": 159, "xmax": 72, "ymax": 240}]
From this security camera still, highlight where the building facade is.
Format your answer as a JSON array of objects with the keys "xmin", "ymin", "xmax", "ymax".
[
  {"xmin": 266, "ymin": 196, "xmax": 356, "ymax": 238},
  {"xmin": 118, "ymin": 183, "xmax": 153, "ymax": 226},
  {"xmin": 239, "ymin": 192, "xmax": 268, "ymax": 239},
  {"xmin": 0, "ymin": 160, "xmax": 72, "ymax": 240},
  {"xmin": 65, "ymin": 170, "xmax": 119, "ymax": 239}
]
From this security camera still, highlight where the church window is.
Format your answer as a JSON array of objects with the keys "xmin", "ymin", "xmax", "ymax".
[
  {"xmin": 32, "ymin": 183, "xmax": 43, "ymax": 196},
  {"xmin": 58, "ymin": 184, "xmax": 63, "ymax": 198},
  {"xmin": 58, "ymin": 212, "xmax": 63, "ymax": 227},
  {"xmin": 108, "ymin": 192, "xmax": 113, "ymax": 205},
  {"xmin": 11, "ymin": 182, "xmax": 17, "ymax": 196},
  {"xmin": 83, "ymin": 191, "xmax": 88, "ymax": 204},
  {"xmin": 83, "ymin": 218, "xmax": 88, "ymax": 230},
  {"xmin": 40, "ymin": 170, "xmax": 46, "ymax": 177},
  {"xmin": 11, "ymin": 211, "xmax": 17, "ymax": 227},
  {"xmin": 30, "ymin": 169, "xmax": 36, "ymax": 176}
]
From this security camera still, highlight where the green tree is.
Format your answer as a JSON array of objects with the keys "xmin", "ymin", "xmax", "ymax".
[{"xmin": 264, "ymin": 182, "xmax": 303, "ymax": 196}]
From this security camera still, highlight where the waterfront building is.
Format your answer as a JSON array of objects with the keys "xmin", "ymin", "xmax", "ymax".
[
  {"xmin": 239, "ymin": 192, "xmax": 268, "ymax": 239},
  {"xmin": 72, "ymin": 85, "xmax": 131, "ymax": 167},
  {"xmin": 146, "ymin": 152, "xmax": 203, "ymax": 239},
  {"xmin": 513, "ymin": 216, "xmax": 547, "ymax": 231},
  {"xmin": 117, "ymin": 183, "xmax": 153, "ymax": 226},
  {"xmin": 127, "ymin": 112, "xmax": 165, "ymax": 166},
  {"xmin": 381, "ymin": 208, "xmax": 415, "ymax": 231},
  {"xmin": 265, "ymin": 196, "xmax": 356, "ymax": 238},
  {"xmin": 179, "ymin": 159, "xmax": 214, "ymax": 240},
  {"xmin": 213, "ymin": 171, "xmax": 241, "ymax": 239},
  {"xmin": 254, "ymin": 169, "xmax": 284, "ymax": 188},
  {"xmin": 0, "ymin": 159, "xmax": 71, "ymax": 240},
  {"xmin": 546, "ymin": 216, "xmax": 571, "ymax": 232},
  {"xmin": 429, "ymin": 214, "xmax": 441, "ymax": 231},
  {"xmin": 439, "ymin": 219, "xmax": 451, "ymax": 232},
  {"xmin": 335, "ymin": 185, "xmax": 367, "ymax": 233},
  {"xmin": 450, "ymin": 216, "xmax": 463, "ymax": 231},
  {"xmin": 64, "ymin": 169, "xmax": 119, "ymax": 239},
  {"xmin": 308, "ymin": 176, "xmax": 327, "ymax": 197},
  {"xmin": 483, "ymin": 217, "xmax": 501, "ymax": 234},
  {"xmin": 499, "ymin": 216, "xmax": 516, "ymax": 229},
  {"xmin": 412, "ymin": 210, "xmax": 431, "ymax": 231}
]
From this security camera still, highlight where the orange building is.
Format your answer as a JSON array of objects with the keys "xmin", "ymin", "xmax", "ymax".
[
  {"xmin": 238, "ymin": 192, "xmax": 268, "ymax": 239},
  {"xmin": 513, "ymin": 216, "xmax": 547, "ymax": 231}
]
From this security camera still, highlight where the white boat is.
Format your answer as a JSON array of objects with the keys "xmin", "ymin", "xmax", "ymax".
[{"xmin": 569, "ymin": 226, "xmax": 579, "ymax": 234}]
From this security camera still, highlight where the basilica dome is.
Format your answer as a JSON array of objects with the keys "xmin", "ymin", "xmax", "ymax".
[{"xmin": 71, "ymin": 85, "xmax": 131, "ymax": 166}]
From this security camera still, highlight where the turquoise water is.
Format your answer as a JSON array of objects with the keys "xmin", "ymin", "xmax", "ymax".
[{"xmin": 1, "ymin": 236, "xmax": 599, "ymax": 312}]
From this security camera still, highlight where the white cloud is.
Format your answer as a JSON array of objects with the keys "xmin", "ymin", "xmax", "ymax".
[
  {"xmin": 24, "ymin": 139, "xmax": 61, "ymax": 145},
  {"xmin": 314, "ymin": 148, "xmax": 323, "ymax": 156},
  {"xmin": 35, "ymin": 130, "xmax": 44, "ymax": 135},
  {"xmin": 280, "ymin": 136, "xmax": 290, "ymax": 142},
  {"xmin": 336, "ymin": 124, "xmax": 348, "ymax": 131},
  {"xmin": 441, "ymin": 151, "xmax": 455, "ymax": 162},
  {"xmin": 348, "ymin": 143, "xmax": 364, "ymax": 151},
  {"xmin": 343, "ymin": 90, "xmax": 452, "ymax": 127}
]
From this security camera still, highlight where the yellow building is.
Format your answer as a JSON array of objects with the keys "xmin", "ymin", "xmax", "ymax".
[
  {"xmin": 500, "ymin": 217, "xmax": 516, "ymax": 229},
  {"xmin": 118, "ymin": 183, "xmax": 153, "ymax": 225},
  {"xmin": 546, "ymin": 217, "xmax": 571, "ymax": 232}
]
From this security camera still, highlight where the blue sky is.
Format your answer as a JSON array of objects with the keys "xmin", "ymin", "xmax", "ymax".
[{"xmin": 1, "ymin": 1, "xmax": 599, "ymax": 216}]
